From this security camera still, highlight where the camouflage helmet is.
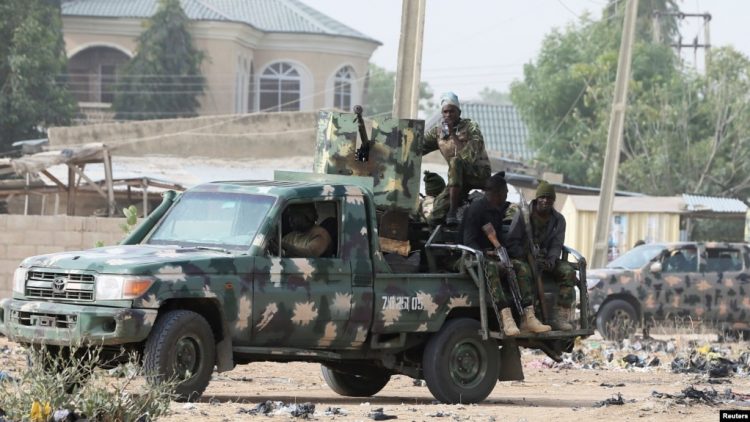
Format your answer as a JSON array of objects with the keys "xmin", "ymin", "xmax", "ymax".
[{"xmin": 423, "ymin": 171, "xmax": 446, "ymax": 197}]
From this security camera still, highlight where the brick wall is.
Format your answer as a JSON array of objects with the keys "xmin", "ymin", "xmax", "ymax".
[{"xmin": 0, "ymin": 215, "xmax": 125, "ymax": 299}]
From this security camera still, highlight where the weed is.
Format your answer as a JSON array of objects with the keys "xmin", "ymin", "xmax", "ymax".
[{"xmin": 0, "ymin": 344, "xmax": 177, "ymax": 421}]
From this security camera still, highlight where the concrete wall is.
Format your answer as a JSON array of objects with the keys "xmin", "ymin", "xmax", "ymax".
[
  {"xmin": 0, "ymin": 215, "xmax": 126, "ymax": 299},
  {"xmin": 47, "ymin": 111, "xmax": 318, "ymax": 159}
]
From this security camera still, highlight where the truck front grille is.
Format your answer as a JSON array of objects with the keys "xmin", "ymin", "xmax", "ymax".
[
  {"xmin": 25, "ymin": 271, "xmax": 95, "ymax": 301},
  {"xmin": 11, "ymin": 310, "xmax": 77, "ymax": 329}
]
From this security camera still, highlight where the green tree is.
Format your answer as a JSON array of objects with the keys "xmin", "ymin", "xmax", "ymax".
[
  {"xmin": 364, "ymin": 63, "xmax": 435, "ymax": 118},
  {"xmin": 0, "ymin": 0, "xmax": 75, "ymax": 152},
  {"xmin": 511, "ymin": 0, "xmax": 681, "ymax": 186},
  {"xmin": 113, "ymin": 0, "xmax": 205, "ymax": 120}
]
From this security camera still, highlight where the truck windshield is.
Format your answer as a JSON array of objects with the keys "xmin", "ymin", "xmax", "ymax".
[
  {"xmin": 147, "ymin": 191, "xmax": 275, "ymax": 251},
  {"xmin": 606, "ymin": 244, "xmax": 665, "ymax": 270}
]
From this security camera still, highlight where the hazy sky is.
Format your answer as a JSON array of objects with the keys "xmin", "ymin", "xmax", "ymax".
[{"xmin": 309, "ymin": 0, "xmax": 749, "ymax": 101}]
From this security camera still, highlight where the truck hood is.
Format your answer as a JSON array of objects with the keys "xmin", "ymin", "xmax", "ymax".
[
  {"xmin": 586, "ymin": 268, "xmax": 634, "ymax": 290},
  {"xmin": 20, "ymin": 245, "xmax": 242, "ymax": 275}
]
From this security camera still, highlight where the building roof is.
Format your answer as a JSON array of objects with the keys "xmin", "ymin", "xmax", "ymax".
[
  {"xmin": 682, "ymin": 194, "xmax": 748, "ymax": 214},
  {"xmin": 425, "ymin": 102, "xmax": 533, "ymax": 160},
  {"xmin": 565, "ymin": 194, "xmax": 748, "ymax": 217},
  {"xmin": 61, "ymin": 0, "xmax": 380, "ymax": 44},
  {"xmin": 462, "ymin": 103, "xmax": 532, "ymax": 160}
]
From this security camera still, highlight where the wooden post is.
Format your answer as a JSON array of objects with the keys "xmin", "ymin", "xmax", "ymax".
[{"xmin": 392, "ymin": 0, "xmax": 426, "ymax": 119}]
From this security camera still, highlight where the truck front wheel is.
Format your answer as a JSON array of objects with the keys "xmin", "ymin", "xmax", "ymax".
[
  {"xmin": 423, "ymin": 318, "xmax": 499, "ymax": 404},
  {"xmin": 321, "ymin": 365, "xmax": 391, "ymax": 397},
  {"xmin": 143, "ymin": 310, "xmax": 216, "ymax": 402}
]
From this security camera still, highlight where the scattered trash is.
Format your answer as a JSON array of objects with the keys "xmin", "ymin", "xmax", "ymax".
[
  {"xmin": 0, "ymin": 371, "xmax": 14, "ymax": 383},
  {"xmin": 181, "ymin": 403, "xmax": 197, "ymax": 411},
  {"xmin": 238, "ymin": 401, "xmax": 315, "ymax": 418},
  {"xmin": 593, "ymin": 393, "xmax": 631, "ymax": 408},
  {"xmin": 652, "ymin": 386, "xmax": 738, "ymax": 406},
  {"xmin": 368, "ymin": 407, "xmax": 397, "ymax": 420},
  {"xmin": 425, "ymin": 410, "xmax": 452, "ymax": 417},
  {"xmin": 412, "ymin": 379, "xmax": 426, "ymax": 387},
  {"xmin": 323, "ymin": 407, "xmax": 347, "ymax": 416},
  {"xmin": 52, "ymin": 409, "xmax": 78, "ymax": 422},
  {"xmin": 600, "ymin": 382, "xmax": 626, "ymax": 388}
]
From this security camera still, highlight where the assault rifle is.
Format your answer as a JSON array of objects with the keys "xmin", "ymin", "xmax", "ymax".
[
  {"xmin": 519, "ymin": 191, "xmax": 548, "ymax": 322},
  {"xmin": 353, "ymin": 105, "xmax": 371, "ymax": 162},
  {"xmin": 481, "ymin": 223, "xmax": 525, "ymax": 316}
]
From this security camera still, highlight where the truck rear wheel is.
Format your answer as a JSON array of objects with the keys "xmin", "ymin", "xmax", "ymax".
[
  {"xmin": 596, "ymin": 299, "xmax": 638, "ymax": 341},
  {"xmin": 320, "ymin": 365, "xmax": 391, "ymax": 397},
  {"xmin": 143, "ymin": 310, "xmax": 216, "ymax": 402},
  {"xmin": 423, "ymin": 318, "xmax": 499, "ymax": 404}
]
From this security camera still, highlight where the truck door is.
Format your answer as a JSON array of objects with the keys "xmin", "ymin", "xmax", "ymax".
[
  {"xmin": 703, "ymin": 245, "xmax": 745, "ymax": 324},
  {"xmin": 252, "ymin": 198, "xmax": 354, "ymax": 348}
]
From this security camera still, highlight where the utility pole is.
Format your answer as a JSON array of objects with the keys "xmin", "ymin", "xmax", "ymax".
[
  {"xmin": 591, "ymin": 0, "xmax": 639, "ymax": 268},
  {"xmin": 652, "ymin": 11, "xmax": 711, "ymax": 72},
  {"xmin": 392, "ymin": 0, "xmax": 426, "ymax": 119}
]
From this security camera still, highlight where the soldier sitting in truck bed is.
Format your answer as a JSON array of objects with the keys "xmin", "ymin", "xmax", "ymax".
[
  {"xmin": 461, "ymin": 172, "xmax": 551, "ymax": 336},
  {"xmin": 281, "ymin": 203, "xmax": 332, "ymax": 258}
]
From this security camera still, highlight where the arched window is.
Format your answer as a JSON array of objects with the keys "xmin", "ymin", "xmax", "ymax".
[
  {"xmin": 259, "ymin": 62, "xmax": 301, "ymax": 112},
  {"xmin": 333, "ymin": 66, "xmax": 354, "ymax": 111}
]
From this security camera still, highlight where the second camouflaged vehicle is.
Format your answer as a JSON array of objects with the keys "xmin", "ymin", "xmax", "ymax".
[
  {"xmin": 588, "ymin": 242, "xmax": 750, "ymax": 340},
  {"xmin": 0, "ymin": 110, "xmax": 592, "ymax": 404}
]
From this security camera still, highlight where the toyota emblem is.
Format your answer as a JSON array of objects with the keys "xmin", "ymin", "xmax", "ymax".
[{"xmin": 52, "ymin": 276, "xmax": 67, "ymax": 293}]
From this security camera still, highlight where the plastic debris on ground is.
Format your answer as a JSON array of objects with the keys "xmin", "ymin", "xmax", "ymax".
[
  {"xmin": 368, "ymin": 407, "xmax": 398, "ymax": 420},
  {"xmin": 238, "ymin": 401, "xmax": 315, "ymax": 418},
  {"xmin": 593, "ymin": 393, "xmax": 634, "ymax": 408},
  {"xmin": 651, "ymin": 386, "xmax": 746, "ymax": 406}
]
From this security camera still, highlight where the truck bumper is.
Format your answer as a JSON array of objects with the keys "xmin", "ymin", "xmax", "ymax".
[{"xmin": 0, "ymin": 298, "xmax": 157, "ymax": 346}]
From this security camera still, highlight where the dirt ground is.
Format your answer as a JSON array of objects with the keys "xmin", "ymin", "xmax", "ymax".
[
  {"xmin": 164, "ymin": 332, "xmax": 749, "ymax": 422},
  {"xmin": 1, "ymin": 333, "xmax": 748, "ymax": 421}
]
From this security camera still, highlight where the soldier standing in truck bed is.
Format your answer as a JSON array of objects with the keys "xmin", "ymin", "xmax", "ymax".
[
  {"xmin": 529, "ymin": 180, "xmax": 576, "ymax": 331},
  {"xmin": 462, "ymin": 172, "xmax": 551, "ymax": 336},
  {"xmin": 422, "ymin": 92, "xmax": 491, "ymax": 226}
]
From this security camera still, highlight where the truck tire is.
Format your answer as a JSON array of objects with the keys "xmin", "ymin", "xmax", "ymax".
[
  {"xmin": 143, "ymin": 310, "xmax": 216, "ymax": 402},
  {"xmin": 320, "ymin": 365, "xmax": 391, "ymax": 397},
  {"xmin": 422, "ymin": 318, "xmax": 499, "ymax": 404},
  {"xmin": 596, "ymin": 299, "xmax": 638, "ymax": 341}
]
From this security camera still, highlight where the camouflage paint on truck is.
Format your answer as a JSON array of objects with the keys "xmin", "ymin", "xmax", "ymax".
[
  {"xmin": 588, "ymin": 242, "xmax": 750, "ymax": 333},
  {"xmin": 314, "ymin": 111, "xmax": 424, "ymax": 214}
]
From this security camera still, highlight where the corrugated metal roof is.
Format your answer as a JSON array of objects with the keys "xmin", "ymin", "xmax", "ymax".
[
  {"xmin": 425, "ymin": 102, "xmax": 533, "ymax": 160},
  {"xmin": 682, "ymin": 194, "xmax": 748, "ymax": 213},
  {"xmin": 61, "ymin": 0, "xmax": 379, "ymax": 43},
  {"xmin": 462, "ymin": 103, "xmax": 531, "ymax": 160}
]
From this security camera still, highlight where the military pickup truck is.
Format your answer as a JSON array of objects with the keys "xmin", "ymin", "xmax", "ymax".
[{"xmin": 0, "ymin": 110, "xmax": 593, "ymax": 404}]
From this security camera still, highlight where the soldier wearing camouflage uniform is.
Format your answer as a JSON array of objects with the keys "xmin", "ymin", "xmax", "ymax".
[
  {"xmin": 462, "ymin": 172, "xmax": 551, "ymax": 336},
  {"xmin": 529, "ymin": 181, "xmax": 576, "ymax": 331},
  {"xmin": 281, "ymin": 203, "xmax": 332, "ymax": 258},
  {"xmin": 422, "ymin": 92, "xmax": 491, "ymax": 225},
  {"xmin": 419, "ymin": 170, "xmax": 446, "ymax": 222}
]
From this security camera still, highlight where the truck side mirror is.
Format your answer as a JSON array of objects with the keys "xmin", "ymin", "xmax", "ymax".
[{"xmin": 650, "ymin": 262, "xmax": 662, "ymax": 273}]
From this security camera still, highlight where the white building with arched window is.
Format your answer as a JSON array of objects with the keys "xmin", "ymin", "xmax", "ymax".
[{"xmin": 61, "ymin": 0, "xmax": 380, "ymax": 119}]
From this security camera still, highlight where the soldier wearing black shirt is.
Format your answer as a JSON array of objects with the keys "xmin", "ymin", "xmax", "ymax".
[{"xmin": 461, "ymin": 172, "xmax": 550, "ymax": 336}]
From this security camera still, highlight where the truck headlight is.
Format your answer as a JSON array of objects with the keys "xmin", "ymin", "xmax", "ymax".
[
  {"xmin": 12, "ymin": 267, "xmax": 28, "ymax": 294},
  {"xmin": 96, "ymin": 275, "xmax": 155, "ymax": 300}
]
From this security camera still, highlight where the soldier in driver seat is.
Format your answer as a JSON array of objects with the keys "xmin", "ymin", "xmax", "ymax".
[{"xmin": 281, "ymin": 204, "xmax": 332, "ymax": 258}]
